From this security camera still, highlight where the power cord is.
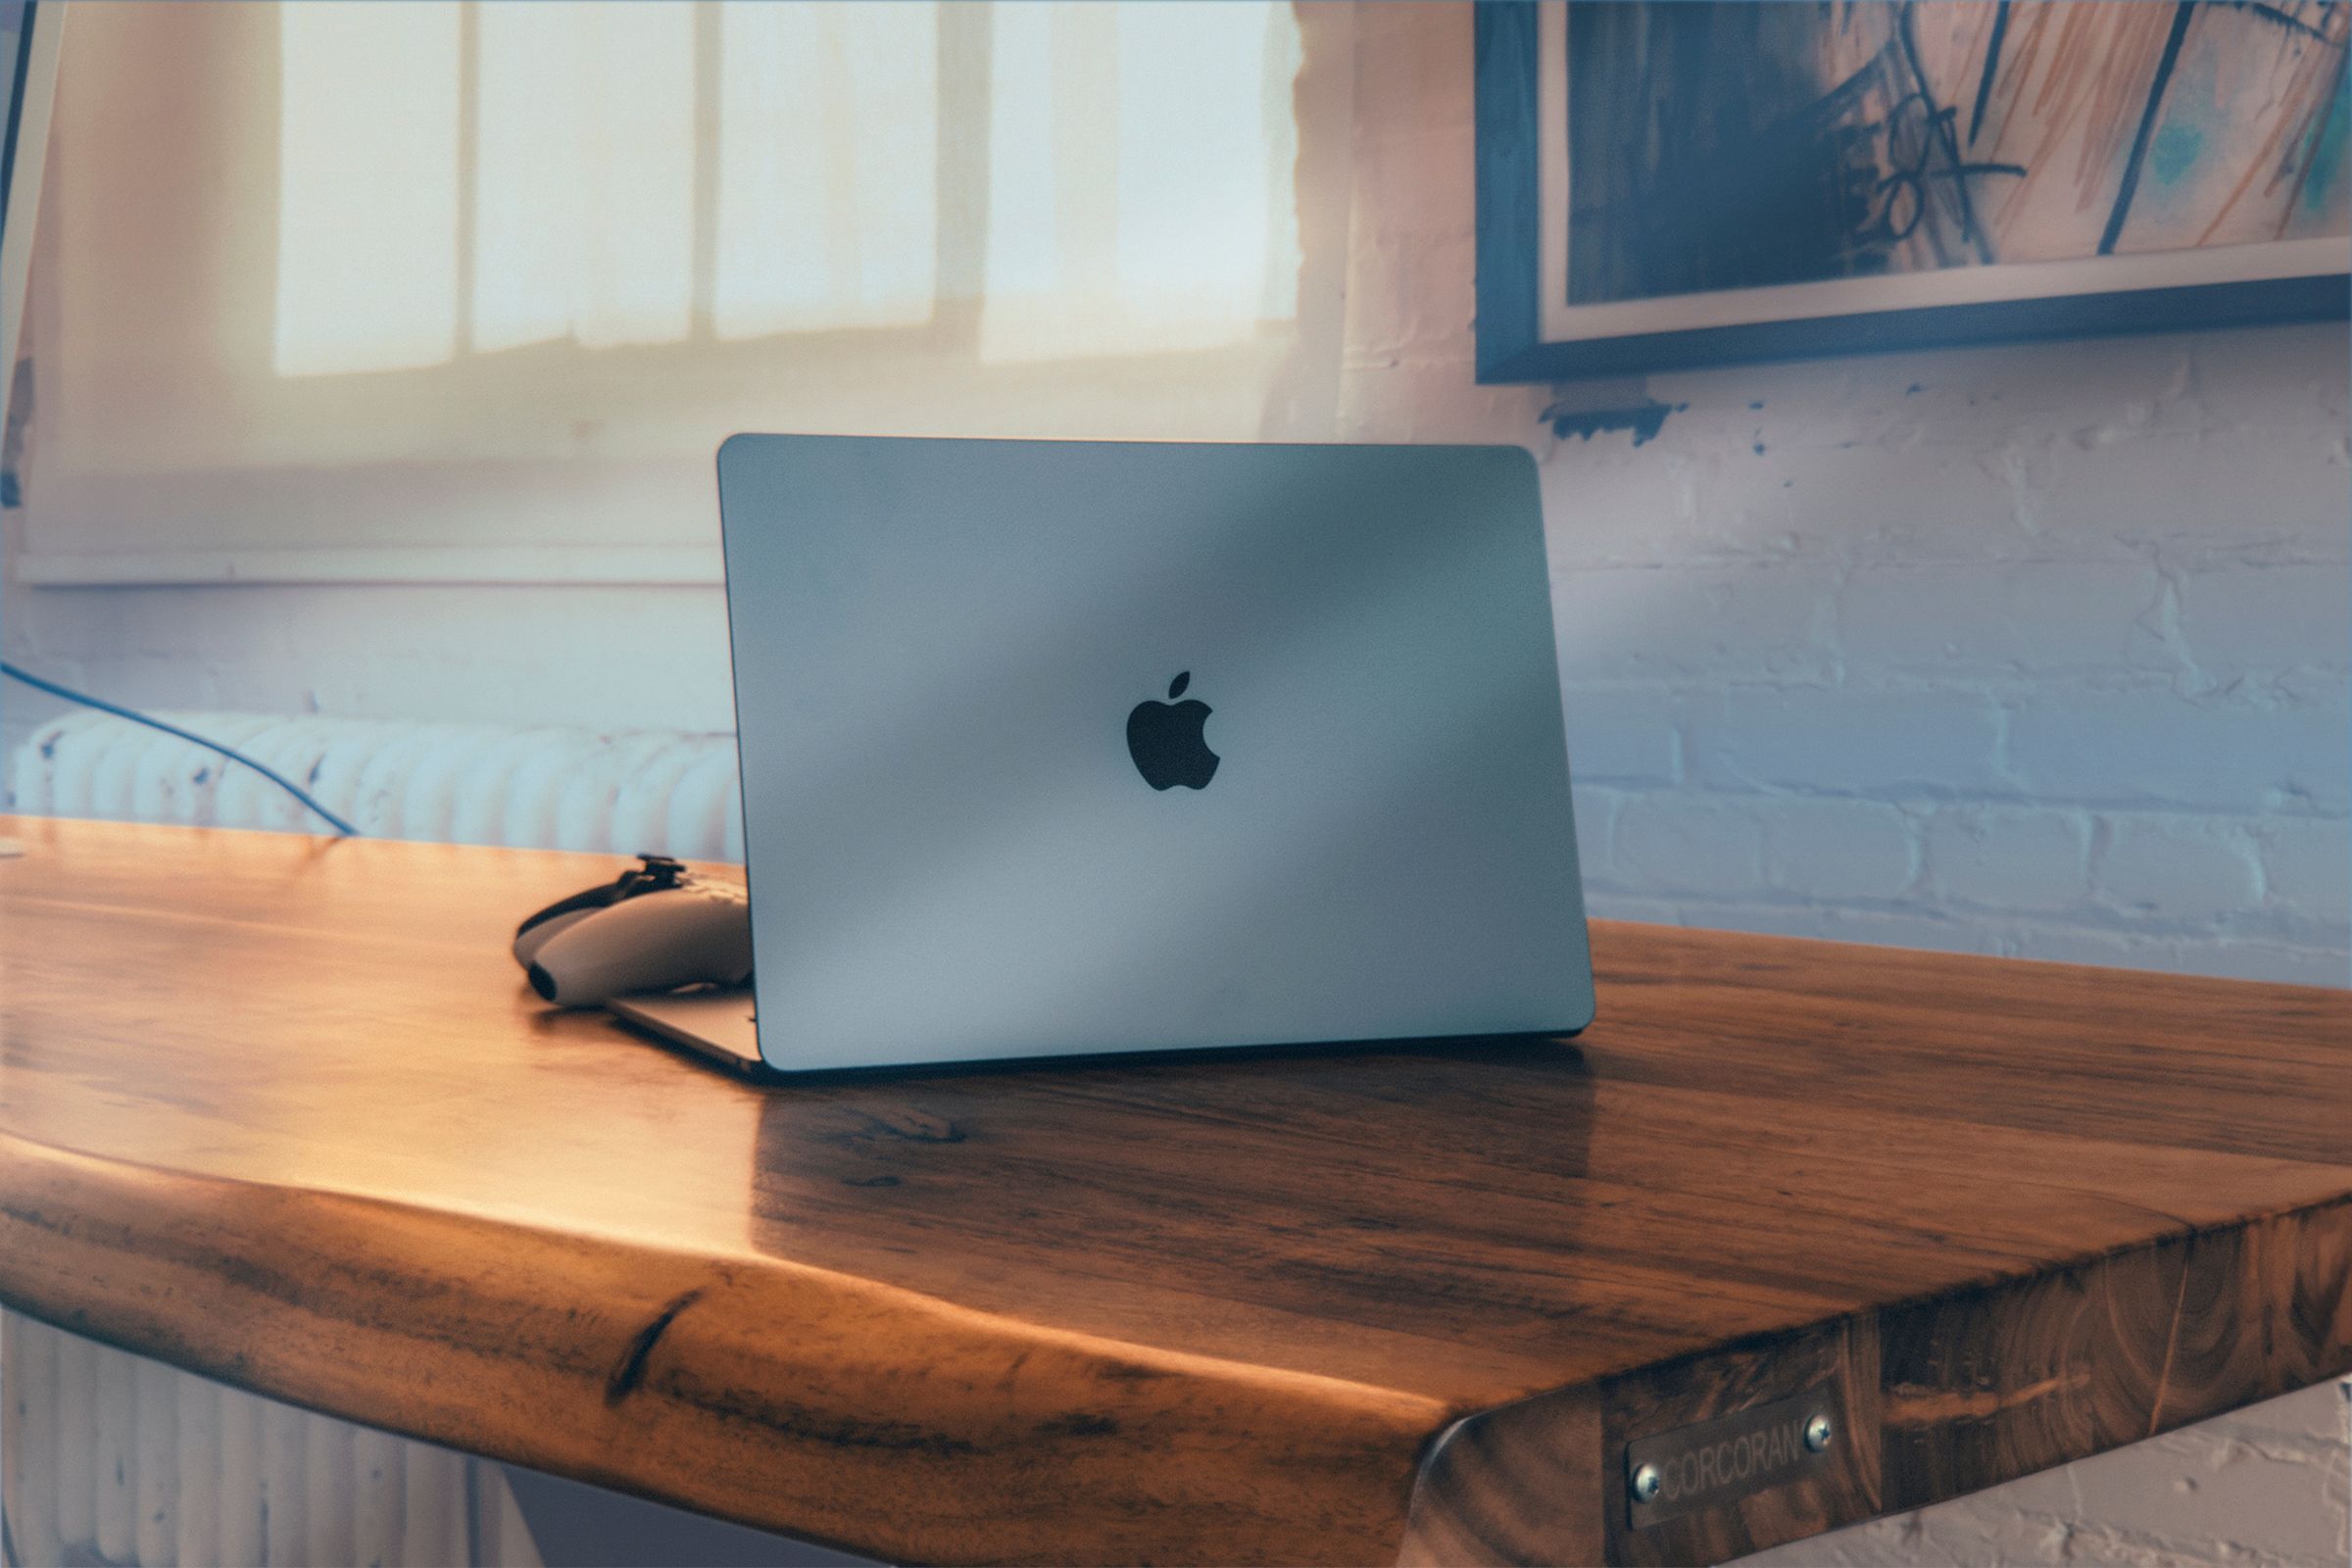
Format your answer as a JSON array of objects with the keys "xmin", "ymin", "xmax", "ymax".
[{"xmin": 1, "ymin": 660, "xmax": 362, "ymax": 837}]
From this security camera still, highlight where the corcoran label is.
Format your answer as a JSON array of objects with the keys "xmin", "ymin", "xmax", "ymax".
[{"xmin": 1624, "ymin": 1388, "xmax": 1835, "ymax": 1529}]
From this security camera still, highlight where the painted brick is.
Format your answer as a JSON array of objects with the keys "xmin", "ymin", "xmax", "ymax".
[
  {"xmin": 1544, "ymin": 445, "xmax": 1821, "ymax": 571},
  {"xmin": 1344, "ymin": 223, "xmax": 1475, "ymax": 359},
  {"xmin": 1332, "ymin": 357, "xmax": 1542, "ymax": 444},
  {"xmin": 1837, "ymin": 562, "xmax": 2168, "ymax": 676},
  {"xmin": 38, "ymin": 654, "xmax": 226, "ymax": 718},
  {"xmin": 1608, "ymin": 794, "xmax": 1764, "ymax": 896},
  {"xmin": 2066, "ymin": 1419, "xmax": 2352, "ymax": 1567},
  {"xmin": 1568, "ymin": 784, "xmax": 1619, "ymax": 875},
  {"xmin": 1749, "ymin": 442, "xmax": 2031, "ymax": 564},
  {"xmin": 1874, "ymin": 338, "xmax": 2198, "ymax": 455},
  {"xmin": 1348, "ymin": 0, "xmax": 1472, "ymax": 137},
  {"xmin": 2006, "ymin": 564, "xmax": 2184, "ymax": 673},
  {"xmin": 1655, "ymin": 343, "xmax": 1949, "ymax": 446},
  {"xmin": 2189, "ymin": 321, "xmax": 2352, "ymax": 427},
  {"xmin": 1354, "ymin": 123, "xmax": 1476, "ymax": 247},
  {"xmin": 2256, "ymin": 814, "xmax": 2352, "ymax": 928},
  {"xmin": 2032, "ymin": 420, "xmax": 2350, "ymax": 566},
  {"xmin": 2017, "ymin": 426, "xmax": 2207, "ymax": 533},
  {"xmin": 1648, "ymin": 900, "xmax": 1856, "ymax": 945},
  {"xmin": 2094, "ymin": 814, "xmax": 2263, "ymax": 924},
  {"xmin": 1835, "ymin": 565, "xmax": 2011, "ymax": 672},
  {"xmin": 2002, "ymin": 925, "xmax": 2181, "ymax": 971},
  {"xmin": 2175, "ymin": 565, "xmax": 2352, "ymax": 681},
  {"xmin": 1538, "ymin": 441, "xmax": 1704, "ymax": 571},
  {"xmin": 1924, "ymin": 806, "xmax": 2091, "ymax": 911},
  {"xmin": 1670, "ymin": 901, "xmax": 1999, "ymax": 956},
  {"xmin": 1802, "ymin": 905, "xmax": 2001, "ymax": 956},
  {"xmin": 2008, "ymin": 927, "xmax": 2351, "ymax": 986},
  {"xmin": 1580, "ymin": 892, "xmax": 1683, "ymax": 928},
  {"xmin": 1553, "ymin": 564, "xmax": 1838, "ymax": 684},
  {"xmin": 2207, "ymin": 942, "xmax": 2352, "ymax": 987},
  {"xmin": 1921, "ymin": 329, "xmax": 2195, "ymax": 432},
  {"xmin": 2004, "ymin": 685, "xmax": 2349, "ymax": 813},
  {"xmin": 1562, "ymin": 689, "xmax": 1679, "ymax": 785},
  {"xmin": 1690, "ymin": 689, "xmax": 2007, "ymax": 795},
  {"xmin": 1676, "ymin": 442, "xmax": 1820, "ymax": 539},
  {"xmin": 2201, "ymin": 1379, "xmax": 2352, "ymax": 1448},
  {"xmin": 1760, "ymin": 798, "xmax": 1917, "ymax": 900}
]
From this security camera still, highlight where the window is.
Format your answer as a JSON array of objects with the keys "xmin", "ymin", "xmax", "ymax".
[{"xmin": 22, "ymin": 1, "xmax": 1323, "ymax": 584}]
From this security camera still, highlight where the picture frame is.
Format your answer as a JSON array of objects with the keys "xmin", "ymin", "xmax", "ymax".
[{"xmin": 1474, "ymin": 1, "xmax": 2352, "ymax": 384}]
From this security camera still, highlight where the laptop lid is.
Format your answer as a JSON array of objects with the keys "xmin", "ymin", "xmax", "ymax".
[{"xmin": 716, "ymin": 435, "xmax": 1592, "ymax": 1074}]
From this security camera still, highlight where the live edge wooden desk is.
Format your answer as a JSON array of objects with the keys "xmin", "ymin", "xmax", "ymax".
[{"xmin": 0, "ymin": 816, "xmax": 2345, "ymax": 1568}]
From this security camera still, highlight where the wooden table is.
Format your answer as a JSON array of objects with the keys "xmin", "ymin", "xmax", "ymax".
[{"xmin": 0, "ymin": 815, "xmax": 2344, "ymax": 1567}]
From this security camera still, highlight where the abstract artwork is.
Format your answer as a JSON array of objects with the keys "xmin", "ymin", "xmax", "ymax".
[{"xmin": 1474, "ymin": 1, "xmax": 2351, "ymax": 380}]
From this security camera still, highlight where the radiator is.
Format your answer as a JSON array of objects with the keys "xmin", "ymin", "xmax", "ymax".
[
  {"xmin": 7, "ymin": 710, "xmax": 743, "ymax": 861},
  {"xmin": 3, "ymin": 712, "xmax": 741, "ymax": 1567},
  {"xmin": 1, "ymin": 1312, "xmax": 541, "ymax": 1568}
]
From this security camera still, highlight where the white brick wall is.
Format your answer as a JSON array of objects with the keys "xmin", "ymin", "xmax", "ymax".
[
  {"xmin": 1331, "ymin": 3, "xmax": 2349, "ymax": 993},
  {"xmin": 2, "ymin": 4, "xmax": 2345, "ymax": 1560},
  {"xmin": 1509, "ymin": 329, "xmax": 2352, "ymax": 985},
  {"xmin": 1925, "ymin": 804, "xmax": 2092, "ymax": 911}
]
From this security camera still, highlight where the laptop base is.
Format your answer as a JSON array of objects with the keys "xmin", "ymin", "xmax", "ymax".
[{"xmin": 607, "ymin": 989, "xmax": 771, "ymax": 1081}]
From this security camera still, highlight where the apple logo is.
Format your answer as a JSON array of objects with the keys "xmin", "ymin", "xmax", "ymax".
[{"xmin": 1126, "ymin": 671, "xmax": 1219, "ymax": 791}]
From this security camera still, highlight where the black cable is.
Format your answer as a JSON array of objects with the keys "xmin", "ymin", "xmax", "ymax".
[{"xmin": 1, "ymin": 659, "xmax": 362, "ymax": 837}]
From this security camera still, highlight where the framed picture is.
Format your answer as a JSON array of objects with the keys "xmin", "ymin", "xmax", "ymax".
[{"xmin": 1474, "ymin": 1, "xmax": 2352, "ymax": 383}]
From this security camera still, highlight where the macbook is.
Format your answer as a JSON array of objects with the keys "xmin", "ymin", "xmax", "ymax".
[{"xmin": 621, "ymin": 435, "xmax": 1593, "ymax": 1077}]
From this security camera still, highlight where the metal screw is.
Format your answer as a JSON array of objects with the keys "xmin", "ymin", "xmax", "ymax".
[
  {"xmin": 1630, "ymin": 1463, "xmax": 1663, "ymax": 1503},
  {"xmin": 1804, "ymin": 1413, "xmax": 1834, "ymax": 1452}
]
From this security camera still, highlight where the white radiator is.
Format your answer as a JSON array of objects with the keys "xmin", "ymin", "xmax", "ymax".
[
  {"xmin": 2, "ymin": 1311, "xmax": 541, "ymax": 1568},
  {"xmin": 3, "ymin": 711, "xmax": 739, "ymax": 1567},
  {"xmin": 8, "ymin": 710, "xmax": 743, "ymax": 861}
]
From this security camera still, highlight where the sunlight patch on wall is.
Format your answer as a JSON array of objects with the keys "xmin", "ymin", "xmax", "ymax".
[
  {"xmin": 273, "ymin": 4, "xmax": 461, "ymax": 377},
  {"xmin": 475, "ymin": 3, "xmax": 697, "ymax": 353},
  {"xmin": 979, "ymin": 1, "xmax": 1301, "ymax": 362},
  {"xmin": 271, "ymin": 0, "xmax": 1298, "ymax": 378},
  {"xmin": 713, "ymin": 2, "xmax": 940, "ymax": 340}
]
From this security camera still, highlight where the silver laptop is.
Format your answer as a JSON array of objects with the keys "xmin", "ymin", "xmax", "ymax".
[{"xmin": 613, "ymin": 435, "xmax": 1593, "ymax": 1078}]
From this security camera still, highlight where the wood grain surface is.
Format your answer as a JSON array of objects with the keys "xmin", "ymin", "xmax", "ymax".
[{"xmin": 0, "ymin": 816, "xmax": 2345, "ymax": 1566}]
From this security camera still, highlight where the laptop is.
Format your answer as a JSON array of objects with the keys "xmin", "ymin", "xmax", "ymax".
[{"xmin": 611, "ymin": 435, "xmax": 1593, "ymax": 1078}]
